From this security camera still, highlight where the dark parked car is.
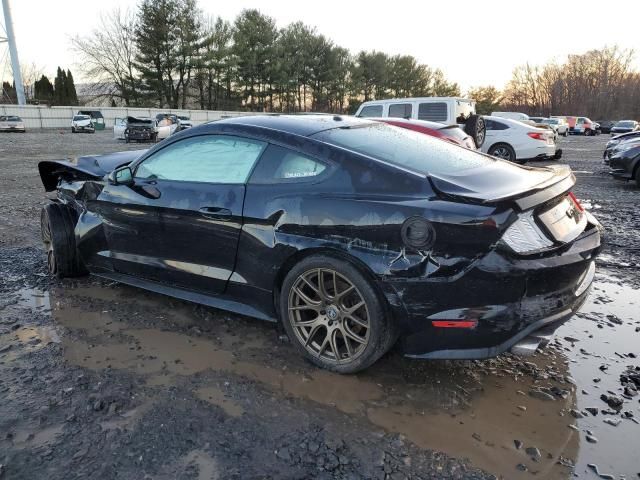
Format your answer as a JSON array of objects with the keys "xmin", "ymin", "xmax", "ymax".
[
  {"xmin": 596, "ymin": 120, "xmax": 615, "ymax": 134},
  {"xmin": 125, "ymin": 117, "xmax": 157, "ymax": 143},
  {"xmin": 609, "ymin": 142, "xmax": 640, "ymax": 187},
  {"xmin": 37, "ymin": 115, "xmax": 602, "ymax": 373},
  {"xmin": 603, "ymin": 131, "xmax": 640, "ymax": 161},
  {"xmin": 375, "ymin": 117, "xmax": 480, "ymax": 149},
  {"xmin": 610, "ymin": 120, "xmax": 639, "ymax": 135}
]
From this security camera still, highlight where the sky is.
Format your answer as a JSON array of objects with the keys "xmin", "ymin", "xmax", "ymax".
[{"xmin": 2, "ymin": 0, "xmax": 639, "ymax": 91}]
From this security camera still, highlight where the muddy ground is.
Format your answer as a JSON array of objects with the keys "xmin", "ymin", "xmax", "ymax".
[{"xmin": 0, "ymin": 130, "xmax": 638, "ymax": 480}]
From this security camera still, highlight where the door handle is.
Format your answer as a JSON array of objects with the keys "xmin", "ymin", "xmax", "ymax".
[{"xmin": 199, "ymin": 207, "xmax": 232, "ymax": 220}]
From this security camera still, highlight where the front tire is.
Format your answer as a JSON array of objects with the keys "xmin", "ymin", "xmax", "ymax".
[
  {"xmin": 280, "ymin": 255, "xmax": 395, "ymax": 373},
  {"xmin": 40, "ymin": 204, "xmax": 87, "ymax": 278},
  {"xmin": 71, "ymin": 127, "xmax": 76, "ymax": 133},
  {"xmin": 635, "ymin": 166, "xmax": 640, "ymax": 189},
  {"xmin": 488, "ymin": 143, "xmax": 517, "ymax": 162}
]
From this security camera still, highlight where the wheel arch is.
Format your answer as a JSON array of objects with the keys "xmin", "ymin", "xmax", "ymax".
[{"xmin": 272, "ymin": 246, "xmax": 400, "ymax": 327}]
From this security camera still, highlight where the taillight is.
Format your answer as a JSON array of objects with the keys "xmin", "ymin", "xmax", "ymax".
[{"xmin": 527, "ymin": 132, "xmax": 546, "ymax": 141}]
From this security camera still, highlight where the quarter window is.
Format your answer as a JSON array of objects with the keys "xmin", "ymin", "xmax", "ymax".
[
  {"xmin": 135, "ymin": 135, "xmax": 266, "ymax": 184},
  {"xmin": 485, "ymin": 120, "xmax": 509, "ymax": 131},
  {"xmin": 388, "ymin": 103, "xmax": 412, "ymax": 118},
  {"xmin": 358, "ymin": 105, "xmax": 383, "ymax": 117},
  {"xmin": 249, "ymin": 145, "xmax": 327, "ymax": 184}
]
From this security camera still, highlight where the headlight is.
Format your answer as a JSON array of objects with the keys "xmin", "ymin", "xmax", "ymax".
[{"xmin": 501, "ymin": 212, "xmax": 553, "ymax": 253}]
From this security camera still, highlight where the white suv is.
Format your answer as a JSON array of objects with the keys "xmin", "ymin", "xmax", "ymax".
[{"xmin": 354, "ymin": 97, "xmax": 486, "ymax": 148}]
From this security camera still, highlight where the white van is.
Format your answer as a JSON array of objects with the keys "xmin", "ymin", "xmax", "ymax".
[
  {"xmin": 491, "ymin": 112, "xmax": 530, "ymax": 122},
  {"xmin": 354, "ymin": 97, "xmax": 485, "ymax": 147}
]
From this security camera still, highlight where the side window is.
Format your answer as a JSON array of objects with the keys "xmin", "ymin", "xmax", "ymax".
[
  {"xmin": 418, "ymin": 102, "xmax": 448, "ymax": 122},
  {"xmin": 486, "ymin": 120, "xmax": 509, "ymax": 131},
  {"xmin": 135, "ymin": 135, "xmax": 266, "ymax": 184},
  {"xmin": 388, "ymin": 103, "xmax": 412, "ymax": 118},
  {"xmin": 249, "ymin": 145, "xmax": 327, "ymax": 184},
  {"xmin": 358, "ymin": 105, "xmax": 383, "ymax": 118}
]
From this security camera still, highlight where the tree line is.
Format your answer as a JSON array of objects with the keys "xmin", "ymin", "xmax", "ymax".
[
  {"xmin": 28, "ymin": 67, "xmax": 79, "ymax": 105},
  {"xmin": 468, "ymin": 46, "xmax": 640, "ymax": 120},
  {"xmin": 70, "ymin": 1, "xmax": 459, "ymax": 113}
]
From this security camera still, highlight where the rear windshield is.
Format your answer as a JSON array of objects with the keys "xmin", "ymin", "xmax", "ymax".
[
  {"xmin": 311, "ymin": 123, "xmax": 494, "ymax": 175},
  {"xmin": 2, "ymin": 116, "xmax": 21, "ymax": 121}
]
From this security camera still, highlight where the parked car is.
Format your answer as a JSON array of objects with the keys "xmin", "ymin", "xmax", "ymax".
[
  {"xmin": 603, "ymin": 131, "xmax": 640, "ymax": 161},
  {"xmin": 564, "ymin": 116, "xmax": 578, "ymax": 133},
  {"xmin": 125, "ymin": 117, "xmax": 157, "ymax": 143},
  {"xmin": 354, "ymin": 97, "xmax": 486, "ymax": 149},
  {"xmin": 177, "ymin": 115, "xmax": 193, "ymax": 130},
  {"xmin": 374, "ymin": 118, "xmax": 478, "ymax": 149},
  {"xmin": 0, "ymin": 115, "xmax": 26, "ymax": 132},
  {"xmin": 596, "ymin": 120, "xmax": 616, "ymax": 134},
  {"xmin": 71, "ymin": 115, "xmax": 95, "ymax": 133},
  {"xmin": 572, "ymin": 117, "xmax": 599, "ymax": 136},
  {"xmin": 523, "ymin": 120, "xmax": 558, "ymax": 142},
  {"xmin": 113, "ymin": 118, "xmax": 127, "ymax": 140},
  {"xmin": 542, "ymin": 118, "xmax": 568, "ymax": 136},
  {"xmin": 610, "ymin": 120, "xmax": 640, "ymax": 136},
  {"xmin": 609, "ymin": 142, "xmax": 640, "ymax": 187},
  {"xmin": 481, "ymin": 116, "xmax": 558, "ymax": 163},
  {"xmin": 155, "ymin": 114, "xmax": 179, "ymax": 139},
  {"xmin": 491, "ymin": 112, "xmax": 530, "ymax": 122},
  {"xmin": 77, "ymin": 110, "xmax": 105, "ymax": 131},
  {"xmin": 37, "ymin": 114, "xmax": 601, "ymax": 373}
]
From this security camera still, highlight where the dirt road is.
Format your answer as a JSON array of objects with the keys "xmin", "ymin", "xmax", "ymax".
[{"xmin": 0, "ymin": 131, "xmax": 638, "ymax": 479}]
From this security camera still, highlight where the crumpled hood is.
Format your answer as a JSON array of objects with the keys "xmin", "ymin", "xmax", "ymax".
[
  {"xmin": 429, "ymin": 161, "xmax": 573, "ymax": 204},
  {"xmin": 73, "ymin": 150, "xmax": 147, "ymax": 176},
  {"xmin": 38, "ymin": 150, "xmax": 147, "ymax": 192}
]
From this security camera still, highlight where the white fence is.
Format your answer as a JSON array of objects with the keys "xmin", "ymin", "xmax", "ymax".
[{"xmin": 0, "ymin": 104, "xmax": 254, "ymax": 129}]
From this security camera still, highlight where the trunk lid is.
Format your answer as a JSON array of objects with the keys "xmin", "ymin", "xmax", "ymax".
[{"xmin": 429, "ymin": 162, "xmax": 574, "ymax": 209}]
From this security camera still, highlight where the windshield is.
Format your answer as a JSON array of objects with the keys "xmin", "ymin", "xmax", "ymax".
[
  {"xmin": 542, "ymin": 119, "xmax": 557, "ymax": 125},
  {"xmin": 73, "ymin": 115, "xmax": 90, "ymax": 121},
  {"xmin": 178, "ymin": 116, "xmax": 189, "ymax": 120},
  {"xmin": 3, "ymin": 116, "xmax": 21, "ymax": 122},
  {"xmin": 616, "ymin": 121, "xmax": 635, "ymax": 128},
  {"xmin": 311, "ymin": 123, "xmax": 495, "ymax": 175}
]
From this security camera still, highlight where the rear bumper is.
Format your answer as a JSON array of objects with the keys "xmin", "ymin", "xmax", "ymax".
[{"xmin": 391, "ymin": 220, "xmax": 602, "ymax": 359}]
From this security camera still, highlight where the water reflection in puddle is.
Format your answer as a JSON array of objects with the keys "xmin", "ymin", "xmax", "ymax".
[
  {"xmin": 9, "ymin": 276, "xmax": 638, "ymax": 479},
  {"xmin": 18, "ymin": 283, "xmax": 578, "ymax": 479},
  {"xmin": 556, "ymin": 275, "xmax": 640, "ymax": 478}
]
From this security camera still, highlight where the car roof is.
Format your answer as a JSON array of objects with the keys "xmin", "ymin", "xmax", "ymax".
[
  {"xmin": 211, "ymin": 114, "xmax": 375, "ymax": 136},
  {"xmin": 358, "ymin": 97, "xmax": 473, "ymax": 105}
]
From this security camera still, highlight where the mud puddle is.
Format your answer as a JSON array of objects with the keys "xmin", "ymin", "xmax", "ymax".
[
  {"xmin": 555, "ymin": 274, "xmax": 640, "ymax": 478},
  {"xmin": 3, "ymin": 282, "xmax": 589, "ymax": 479}
]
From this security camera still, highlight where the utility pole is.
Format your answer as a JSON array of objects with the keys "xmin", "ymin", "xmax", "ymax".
[{"xmin": 1, "ymin": 0, "xmax": 25, "ymax": 105}]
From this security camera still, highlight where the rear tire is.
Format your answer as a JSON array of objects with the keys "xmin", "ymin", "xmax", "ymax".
[
  {"xmin": 71, "ymin": 127, "xmax": 76, "ymax": 133},
  {"xmin": 488, "ymin": 143, "xmax": 517, "ymax": 162},
  {"xmin": 40, "ymin": 203, "xmax": 87, "ymax": 278},
  {"xmin": 280, "ymin": 254, "xmax": 396, "ymax": 373}
]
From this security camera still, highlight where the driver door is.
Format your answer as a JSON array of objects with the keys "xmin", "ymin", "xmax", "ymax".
[{"xmin": 95, "ymin": 134, "xmax": 266, "ymax": 294}]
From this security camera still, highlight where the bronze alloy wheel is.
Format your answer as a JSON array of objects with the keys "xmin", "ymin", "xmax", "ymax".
[{"xmin": 287, "ymin": 268, "xmax": 370, "ymax": 364}]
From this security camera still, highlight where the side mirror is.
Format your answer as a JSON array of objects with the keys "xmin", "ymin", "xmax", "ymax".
[{"xmin": 108, "ymin": 166, "xmax": 134, "ymax": 186}]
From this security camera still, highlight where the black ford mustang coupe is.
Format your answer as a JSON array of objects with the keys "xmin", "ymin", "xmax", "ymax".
[{"xmin": 38, "ymin": 115, "xmax": 602, "ymax": 373}]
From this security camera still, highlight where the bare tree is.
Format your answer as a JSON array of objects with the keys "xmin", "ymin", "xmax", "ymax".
[{"xmin": 71, "ymin": 8, "xmax": 140, "ymax": 106}]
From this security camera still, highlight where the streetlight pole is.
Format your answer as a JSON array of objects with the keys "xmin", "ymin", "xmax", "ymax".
[{"xmin": 1, "ymin": 0, "xmax": 26, "ymax": 105}]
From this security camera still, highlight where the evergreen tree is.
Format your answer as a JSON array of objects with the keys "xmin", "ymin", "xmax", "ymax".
[
  {"xmin": 65, "ymin": 69, "xmax": 79, "ymax": 105},
  {"xmin": 53, "ymin": 67, "xmax": 67, "ymax": 105},
  {"xmin": 34, "ymin": 75, "xmax": 54, "ymax": 103}
]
